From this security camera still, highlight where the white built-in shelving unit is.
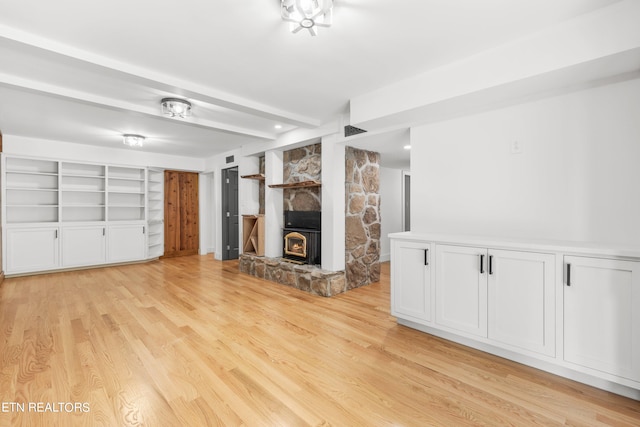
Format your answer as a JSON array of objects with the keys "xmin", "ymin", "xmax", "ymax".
[
  {"xmin": 2, "ymin": 155, "xmax": 158, "ymax": 275},
  {"xmin": 146, "ymin": 168, "xmax": 164, "ymax": 258},
  {"xmin": 107, "ymin": 166, "xmax": 146, "ymax": 221},
  {"xmin": 5, "ymin": 157, "xmax": 59, "ymax": 223},
  {"xmin": 60, "ymin": 162, "xmax": 106, "ymax": 222}
]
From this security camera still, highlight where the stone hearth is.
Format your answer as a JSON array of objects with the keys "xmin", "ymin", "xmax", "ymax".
[{"xmin": 239, "ymin": 254, "xmax": 346, "ymax": 297}]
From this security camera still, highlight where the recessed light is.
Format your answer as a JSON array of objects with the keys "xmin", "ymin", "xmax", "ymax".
[
  {"xmin": 403, "ymin": 145, "xmax": 411, "ymax": 150},
  {"xmin": 274, "ymin": 124, "xmax": 283, "ymax": 130}
]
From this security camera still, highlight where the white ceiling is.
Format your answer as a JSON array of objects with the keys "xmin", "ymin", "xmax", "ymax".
[{"xmin": 0, "ymin": 0, "xmax": 622, "ymax": 167}]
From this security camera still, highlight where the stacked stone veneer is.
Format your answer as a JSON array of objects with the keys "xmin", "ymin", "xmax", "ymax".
[
  {"xmin": 345, "ymin": 147, "xmax": 381, "ymax": 287},
  {"xmin": 239, "ymin": 253, "xmax": 346, "ymax": 297},
  {"xmin": 283, "ymin": 143, "xmax": 321, "ymax": 211}
]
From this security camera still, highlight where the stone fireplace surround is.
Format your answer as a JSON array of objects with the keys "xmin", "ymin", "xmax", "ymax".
[{"xmin": 239, "ymin": 143, "xmax": 381, "ymax": 297}]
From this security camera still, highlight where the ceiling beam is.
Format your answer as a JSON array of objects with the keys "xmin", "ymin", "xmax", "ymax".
[
  {"xmin": 0, "ymin": 24, "xmax": 322, "ymax": 129},
  {"xmin": 0, "ymin": 74, "xmax": 276, "ymax": 140},
  {"xmin": 350, "ymin": 0, "xmax": 640, "ymax": 130}
]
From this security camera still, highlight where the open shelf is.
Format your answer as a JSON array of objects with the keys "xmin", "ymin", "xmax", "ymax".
[
  {"xmin": 268, "ymin": 180, "xmax": 321, "ymax": 189},
  {"xmin": 62, "ymin": 206, "xmax": 105, "ymax": 222},
  {"xmin": 6, "ymin": 207, "xmax": 58, "ymax": 223},
  {"xmin": 241, "ymin": 173, "xmax": 265, "ymax": 181},
  {"xmin": 61, "ymin": 162, "xmax": 105, "ymax": 177},
  {"xmin": 5, "ymin": 158, "xmax": 59, "ymax": 223},
  {"xmin": 6, "ymin": 157, "xmax": 58, "ymax": 174},
  {"xmin": 108, "ymin": 166, "xmax": 145, "ymax": 180}
]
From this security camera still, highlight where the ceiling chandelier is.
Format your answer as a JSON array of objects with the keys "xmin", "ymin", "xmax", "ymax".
[
  {"xmin": 161, "ymin": 97, "xmax": 192, "ymax": 118},
  {"xmin": 122, "ymin": 134, "xmax": 145, "ymax": 147},
  {"xmin": 281, "ymin": 0, "xmax": 333, "ymax": 36}
]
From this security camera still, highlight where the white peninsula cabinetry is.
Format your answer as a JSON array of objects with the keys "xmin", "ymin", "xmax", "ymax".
[
  {"xmin": 390, "ymin": 232, "xmax": 640, "ymax": 400},
  {"xmin": 2, "ymin": 155, "xmax": 155, "ymax": 275}
]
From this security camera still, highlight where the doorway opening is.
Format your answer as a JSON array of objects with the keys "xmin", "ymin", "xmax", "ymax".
[{"xmin": 402, "ymin": 171, "xmax": 411, "ymax": 232}]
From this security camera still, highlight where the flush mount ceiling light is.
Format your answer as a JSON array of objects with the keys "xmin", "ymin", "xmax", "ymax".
[
  {"xmin": 161, "ymin": 97, "xmax": 192, "ymax": 118},
  {"xmin": 281, "ymin": 0, "xmax": 333, "ymax": 36},
  {"xmin": 122, "ymin": 134, "xmax": 145, "ymax": 147}
]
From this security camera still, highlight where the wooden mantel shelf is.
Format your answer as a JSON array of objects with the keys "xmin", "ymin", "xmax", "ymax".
[
  {"xmin": 268, "ymin": 180, "xmax": 321, "ymax": 189},
  {"xmin": 240, "ymin": 173, "xmax": 265, "ymax": 181}
]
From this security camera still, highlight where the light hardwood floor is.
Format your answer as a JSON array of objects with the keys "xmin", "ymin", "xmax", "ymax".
[{"xmin": 1, "ymin": 256, "xmax": 639, "ymax": 426}]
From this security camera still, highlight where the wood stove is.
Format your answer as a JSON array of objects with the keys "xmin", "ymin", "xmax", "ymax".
[{"xmin": 283, "ymin": 211, "xmax": 321, "ymax": 265}]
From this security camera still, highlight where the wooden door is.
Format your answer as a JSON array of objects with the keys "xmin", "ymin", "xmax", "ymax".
[{"xmin": 164, "ymin": 171, "xmax": 199, "ymax": 258}]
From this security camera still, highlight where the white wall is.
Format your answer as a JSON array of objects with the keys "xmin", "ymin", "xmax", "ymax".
[
  {"xmin": 380, "ymin": 167, "xmax": 404, "ymax": 262},
  {"xmin": 411, "ymin": 77, "xmax": 640, "ymax": 246},
  {"xmin": 198, "ymin": 172, "xmax": 215, "ymax": 255},
  {"xmin": 263, "ymin": 151, "xmax": 283, "ymax": 259},
  {"xmin": 321, "ymin": 135, "xmax": 345, "ymax": 271},
  {"xmin": 204, "ymin": 149, "xmax": 260, "ymax": 260}
]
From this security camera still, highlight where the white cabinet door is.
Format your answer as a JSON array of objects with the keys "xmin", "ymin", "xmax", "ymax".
[
  {"xmin": 435, "ymin": 244, "xmax": 487, "ymax": 337},
  {"xmin": 62, "ymin": 225, "xmax": 106, "ymax": 267},
  {"xmin": 6, "ymin": 227, "xmax": 59, "ymax": 273},
  {"xmin": 564, "ymin": 256, "xmax": 640, "ymax": 382},
  {"xmin": 488, "ymin": 250, "xmax": 555, "ymax": 356},
  {"xmin": 107, "ymin": 224, "xmax": 146, "ymax": 262},
  {"xmin": 391, "ymin": 240, "xmax": 432, "ymax": 323}
]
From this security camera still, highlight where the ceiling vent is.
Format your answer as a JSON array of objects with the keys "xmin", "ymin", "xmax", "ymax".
[{"xmin": 344, "ymin": 125, "xmax": 367, "ymax": 137}]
